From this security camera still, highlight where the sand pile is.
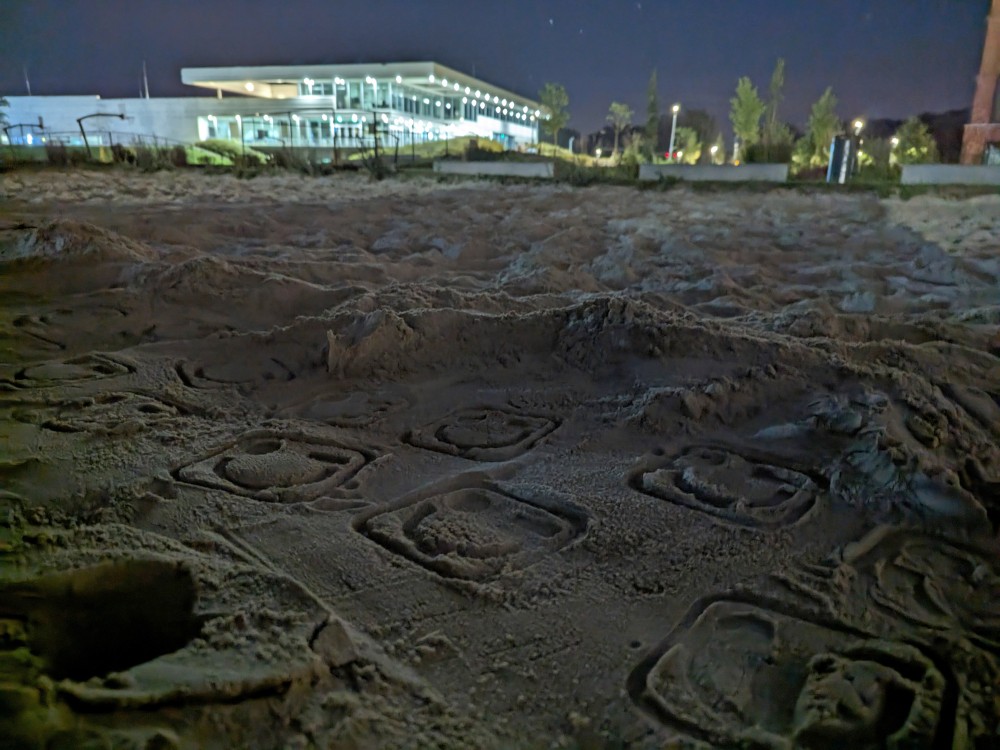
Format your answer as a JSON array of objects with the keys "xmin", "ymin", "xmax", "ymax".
[{"xmin": 1, "ymin": 170, "xmax": 998, "ymax": 749}]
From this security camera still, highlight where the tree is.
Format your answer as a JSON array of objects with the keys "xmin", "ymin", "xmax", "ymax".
[
  {"xmin": 730, "ymin": 77, "xmax": 765, "ymax": 155},
  {"xmin": 763, "ymin": 59, "xmax": 785, "ymax": 144},
  {"xmin": 793, "ymin": 87, "xmax": 842, "ymax": 168},
  {"xmin": 893, "ymin": 117, "xmax": 939, "ymax": 165},
  {"xmin": 679, "ymin": 109, "xmax": 719, "ymax": 163},
  {"xmin": 538, "ymin": 83, "xmax": 570, "ymax": 146},
  {"xmin": 674, "ymin": 126, "xmax": 701, "ymax": 164},
  {"xmin": 760, "ymin": 58, "xmax": 794, "ymax": 161},
  {"xmin": 607, "ymin": 102, "xmax": 633, "ymax": 161},
  {"xmin": 644, "ymin": 69, "xmax": 659, "ymax": 156}
]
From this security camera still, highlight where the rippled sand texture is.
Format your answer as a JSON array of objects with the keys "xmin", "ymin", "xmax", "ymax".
[{"xmin": 1, "ymin": 170, "xmax": 999, "ymax": 749}]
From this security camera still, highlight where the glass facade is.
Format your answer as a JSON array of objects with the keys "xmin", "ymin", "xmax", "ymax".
[{"xmin": 198, "ymin": 73, "xmax": 540, "ymax": 150}]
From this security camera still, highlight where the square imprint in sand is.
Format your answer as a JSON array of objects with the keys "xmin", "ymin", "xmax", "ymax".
[
  {"xmin": 404, "ymin": 407, "xmax": 559, "ymax": 461},
  {"xmin": 633, "ymin": 445, "xmax": 820, "ymax": 529},
  {"xmin": 357, "ymin": 484, "xmax": 588, "ymax": 582},
  {"xmin": 175, "ymin": 431, "xmax": 373, "ymax": 503},
  {"xmin": 629, "ymin": 600, "xmax": 950, "ymax": 749}
]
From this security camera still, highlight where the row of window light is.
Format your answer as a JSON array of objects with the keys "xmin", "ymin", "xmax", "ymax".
[
  {"xmin": 209, "ymin": 112, "xmax": 458, "ymax": 132},
  {"xmin": 289, "ymin": 73, "xmax": 543, "ymax": 121}
]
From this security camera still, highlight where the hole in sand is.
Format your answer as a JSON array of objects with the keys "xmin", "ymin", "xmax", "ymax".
[{"xmin": 0, "ymin": 560, "xmax": 204, "ymax": 682}]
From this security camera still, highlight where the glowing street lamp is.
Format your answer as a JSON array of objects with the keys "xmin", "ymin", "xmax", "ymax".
[
  {"xmin": 710, "ymin": 144, "xmax": 719, "ymax": 163},
  {"xmin": 853, "ymin": 119, "xmax": 864, "ymax": 135},
  {"xmin": 668, "ymin": 103, "xmax": 681, "ymax": 162},
  {"xmin": 891, "ymin": 136, "xmax": 900, "ymax": 148}
]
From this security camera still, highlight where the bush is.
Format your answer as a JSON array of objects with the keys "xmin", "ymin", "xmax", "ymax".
[
  {"xmin": 464, "ymin": 141, "xmax": 504, "ymax": 162},
  {"xmin": 131, "ymin": 146, "xmax": 175, "ymax": 172},
  {"xmin": 197, "ymin": 139, "xmax": 267, "ymax": 166},
  {"xmin": 744, "ymin": 141, "xmax": 793, "ymax": 164},
  {"xmin": 169, "ymin": 145, "xmax": 187, "ymax": 167},
  {"xmin": 45, "ymin": 143, "xmax": 69, "ymax": 166},
  {"xmin": 110, "ymin": 143, "xmax": 134, "ymax": 165},
  {"xmin": 271, "ymin": 148, "xmax": 311, "ymax": 172}
]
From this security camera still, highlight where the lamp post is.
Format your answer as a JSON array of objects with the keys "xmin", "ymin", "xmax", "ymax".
[
  {"xmin": 710, "ymin": 144, "xmax": 719, "ymax": 164},
  {"xmin": 236, "ymin": 114, "xmax": 245, "ymax": 160},
  {"xmin": 76, "ymin": 112, "xmax": 125, "ymax": 159},
  {"xmin": 851, "ymin": 119, "xmax": 864, "ymax": 178},
  {"xmin": 668, "ymin": 103, "xmax": 680, "ymax": 162}
]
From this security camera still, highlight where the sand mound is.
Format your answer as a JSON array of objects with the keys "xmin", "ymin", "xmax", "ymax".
[{"xmin": 0, "ymin": 220, "xmax": 156, "ymax": 266}]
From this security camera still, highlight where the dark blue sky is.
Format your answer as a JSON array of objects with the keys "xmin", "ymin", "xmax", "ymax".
[{"xmin": 0, "ymin": 0, "xmax": 989, "ymax": 134}]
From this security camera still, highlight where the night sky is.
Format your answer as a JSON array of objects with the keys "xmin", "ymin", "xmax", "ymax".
[{"xmin": 0, "ymin": 0, "xmax": 989, "ymax": 135}]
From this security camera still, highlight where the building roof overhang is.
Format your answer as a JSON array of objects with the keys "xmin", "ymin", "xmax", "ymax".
[{"xmin": 181, "ymin": 61, "xmax": 544, "ymax": 113}]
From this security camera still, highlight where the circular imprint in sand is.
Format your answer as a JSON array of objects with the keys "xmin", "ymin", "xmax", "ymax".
[
  {"xmin": 628, "ymin": 600, "xmax": 951, "ymax": 749},
  {"xmin": 0, "ymin": 560, "xmax": 203, "ymax": 684},
  {"xmin": 405, "ymin": 407, "xmax": 560, "ymax": 462},
  {"xmin": 359, "ymin": 485, "xmax": 589, "ymax": 582},
  {"xmin": 285, "ymin": 391, "xmax": 408, "ymax": 428},
  {"xmin": 175, "ymin": 432, "xmax": 374, "ymax": 503},
  {"xmin": 633, "ymin": 446, "xmax": 820, "ymax": 528},
  {"xmin": 174, "ymin": 357, "xmax": 294, "ymax": 390},
  {"xmin": 8, "ymin": 353, "xmax": 136, "ymax": 388}
]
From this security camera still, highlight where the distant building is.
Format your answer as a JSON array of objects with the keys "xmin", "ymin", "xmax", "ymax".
[
  {"xmin": 962, "ymin": 0, "xmax": 1000, "ymax": 164},
  {"xmin": 2, "ymin": 62, "xmax": 544, "ymax": 152}
]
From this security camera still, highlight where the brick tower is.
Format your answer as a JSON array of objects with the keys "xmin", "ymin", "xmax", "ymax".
[{"xmin": 962, "ymin": 0, "xmax": 1000, "ymax": 164}]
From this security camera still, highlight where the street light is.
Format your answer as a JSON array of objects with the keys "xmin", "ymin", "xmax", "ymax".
[
  {"xmin": 710, "ymin": 144, "xmax": 719, "ymax": 164},
  {"xmin": 76, "ymin": 112, "xmax": 126, "ymax": 159},
  {"xmin": 853, "ymin": 119, "xmax": 864, "ymax": 135},
  {"xmin": 891, "ymin": 136, "xmax": 900, "ymax": 148},
  {"xmin": 668, "ymin": 103, "xmax": 680, "ymax": 162}
]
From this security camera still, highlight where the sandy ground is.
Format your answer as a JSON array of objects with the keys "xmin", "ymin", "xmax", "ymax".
[{"xmin": 1, "ymin": 169, "xmax": 999, "ymax": 749}]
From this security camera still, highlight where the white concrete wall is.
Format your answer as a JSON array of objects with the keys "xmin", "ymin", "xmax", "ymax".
[
  {"xmin": 639, "ymin": 164, "xmax": 789, "ymax": 183},
  {"xmin": 901, "ymin": 165, "xmax": 1000, "ymax": 185},
  {"xmin": 3, "ymin": 96, "xmax": 255, "ymax": 145},
  {"xmin": 433, "ymin": 160, "xmax": 554, "ymax": 178}
]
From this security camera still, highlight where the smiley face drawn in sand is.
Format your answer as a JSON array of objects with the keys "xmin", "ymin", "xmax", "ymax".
[
  {"xmin": 175, "ymin": 431, "xmax": 375, "ymax": 503},
  {"xmin": 633, "ymin": 445, "xmax": 821, "ymax": 529},
  {"xmin": 405, "ymin": 407, "xmax": 560, "ymax": 462},
  {"xmin": 629, "ymin": 600, "xmax": 948, "ymax": 749},
  {"xmin": 357, "ymin": 483, "xmax": 588, "ymax": 583}
]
